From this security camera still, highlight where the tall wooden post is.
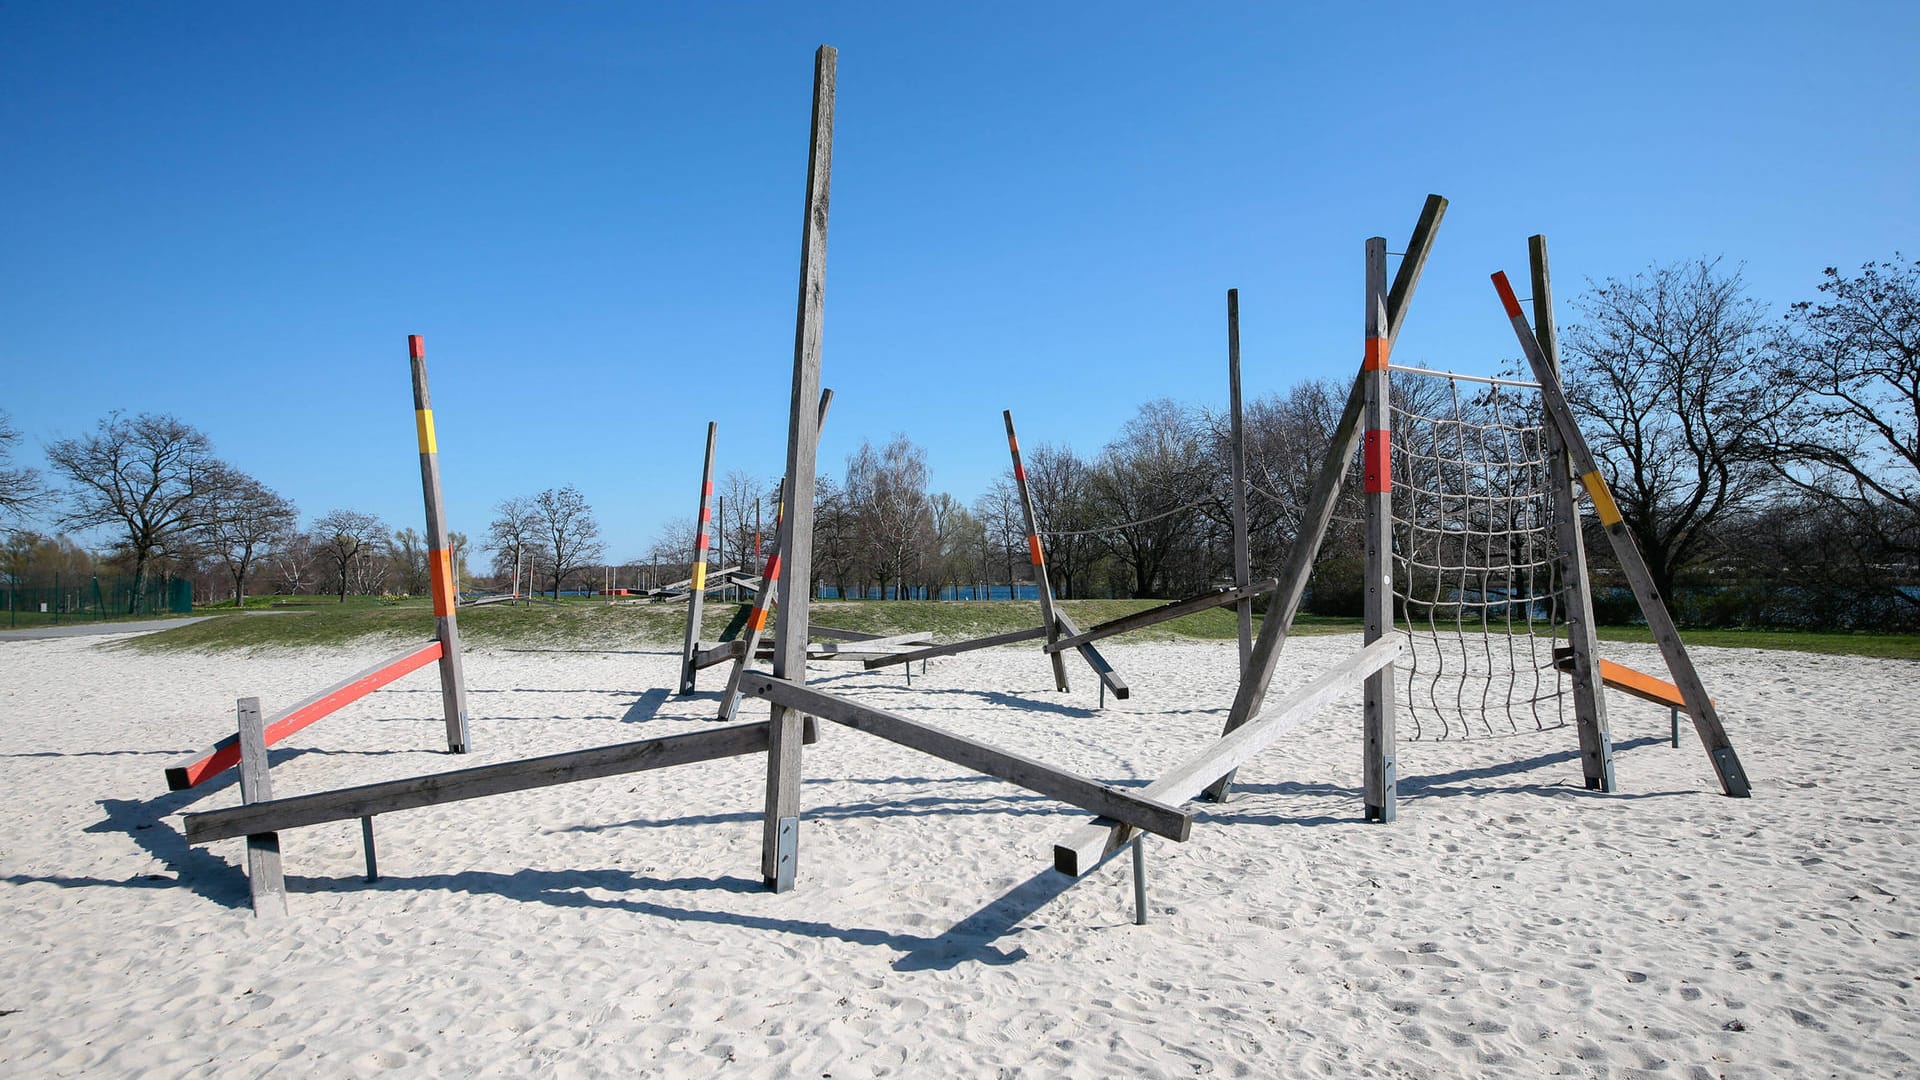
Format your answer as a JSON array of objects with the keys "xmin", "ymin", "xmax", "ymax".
[
  {"xmin": 1203, "ymin": 194, "xmax": 1447, "ymax": 804},
  {"xmin": 1005, "ymin": 410, "xmax": 1071, "ymax": 692},
  {"xmin": 408, "ymin": 335, "xmax": 471, "ymax": 753},
  {"xmin": 1227, "ymin": 289, "xmax": 1253, "ymax": 673},
  {"xmin": 679, "ymin": 421, "xmax": 717, "ymax": 695},
  {"xmin": 763, "ymin": 44, "xmax": 835, "ymax": 891},
  {"xmin": 235, "ymin": 697, "xmax": 287, "ymax": 917},
  {"xmin": 1492, "ymin": 271, "xmax": 1750, "ymax": 798},
  {"xmin": 1530, "ymin": 236, "xmax": 1615, "ymax": 792},
  {"xmin": 1361, "ymin": 239, "xmax": 1397, "ymax": 822}
]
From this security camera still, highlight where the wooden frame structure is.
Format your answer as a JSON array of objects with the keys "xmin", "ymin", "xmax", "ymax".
[{"xmin": 165, "ymin": 336, "xmax": 472, "ymax": 791}]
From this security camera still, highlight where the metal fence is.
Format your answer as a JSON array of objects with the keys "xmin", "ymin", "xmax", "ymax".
[{"xmin": 1, "ymin": 575, "xmax": 193, "ymax": 628}]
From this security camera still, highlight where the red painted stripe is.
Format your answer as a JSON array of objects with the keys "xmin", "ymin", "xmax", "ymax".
[
  {"xmin": 763, "ymin": 553, "xmax": 782, "ymax": 582},
  {"xmin": 1491, "ymin": 272, "xmax": 1523, "ymax": 318},
  {"xmin": 699, "ymin": 507, "xmax": 711, "ymax": 523},
  {"xmin": 1013, "ymin": 463, "xmax": 1026, "ymax": 482},
  {"xmin": 408, "ymin": 335, "xmax": 424, "ymax": 359},
  {"xmin": 703, "ymin": 481, "xmax": 713, "ymax": 497},
  {"xmin": 1363, "ymin": 337, "xmax": 1389, "ymax": 371},
  {"xmin": 747, "ymin": 608, "xmax": 769, "ymax": 631},
  {"xmin": 1028, "ymin": 535, "xmax": 1044, "ymax": 565},
  {"xmin": 171, "ymin": 641, "xmax": 445, "ymax": 788},
  {"xmin": 1363, "ymin": 430, "xmax": 1391, "ymax": 493},
  {"xmin": 694, "ymin": 535, "xmax": 709, "ymax": 551}
]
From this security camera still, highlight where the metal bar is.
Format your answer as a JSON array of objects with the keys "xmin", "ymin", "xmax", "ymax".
[{"xmin": 1384, "ymin": 364, "xmax": 1542, "ymax": 390}]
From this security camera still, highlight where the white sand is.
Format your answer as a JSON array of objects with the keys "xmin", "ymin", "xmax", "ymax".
[{"xmin": 0, "ymin": 629, "xmax": 1914, "ymax": 1077}]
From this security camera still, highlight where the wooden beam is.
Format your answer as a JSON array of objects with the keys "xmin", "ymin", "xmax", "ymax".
[
  {"xmin": 1054, "ymin": 638, "xmax": 1401, "ymax": 876},
  {"xmin": 408, "ymin": 336, "xmax": 472, "ymax": 754},
  {"xmin": 1052, "ymin": 610, "xmax": 1129, "ymax": 701},
  {"xmin": 764, "ymin": 44, "xmax": 836, "ymax": 891},
  {"xmin": 1385, "ymin": 194, "xmax": 1448, "ymax": 344},
  {"xmin": 739, "ymin": 674, "xmax": 1192, "ymax": 841},
  {"xmin": 165, "ymin": 640, "xmax": 445, "ymax": 790},
  {"xmin": 235, "ymin": 697, "xmax": 287, "ymax": 917},
  {"xmin": 1227, "ymin": 288, "xmax": 1254, "ymax": 674},
  {"xmin": 860, "ymin": 625, "xmax": 1048, "ymax": 670},
  {"xmin": 1005, "ymin": 410, "xmax": 1071, "ymax": 692},
  {"xmin": 679, "ymin": 421, "xmax": 718, "ymax": 695},
  {"xmin": 1361, "ymin": 236, "xmax": 1397, "ymax": 824},
  {"xmin": 185, "ymin": 719, "xmax": 819, "ymax": 845},
  {"xmin": 1043, "ymin": 581, "xmax": 1277, "ymax": 654},
  {"xmin": 1491, "ymin": 270, "xmax": 1750, "ymax": 798}
]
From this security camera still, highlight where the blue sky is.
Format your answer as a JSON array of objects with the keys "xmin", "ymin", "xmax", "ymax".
[{"xmin": 3, "ymin": 2, "xmax": 1914, "ymax": 565}]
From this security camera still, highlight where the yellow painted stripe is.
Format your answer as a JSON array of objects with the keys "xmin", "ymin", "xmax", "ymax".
[
  {"xmin": 1581, "ymin": 470, "xmax": 1623, "ymax": 526},
  {"xmin": 415, "ymin": 409, "xmax": 437, "ymax": 454},
  {"xmin": 691, "ymin": 563, "xmax": 707, "ymax": 591}
]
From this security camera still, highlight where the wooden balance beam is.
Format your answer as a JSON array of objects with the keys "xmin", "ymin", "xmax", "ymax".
[
  {"xmin": 1043, "ymin": 580, "xmax": 1277, "ymax": 654},
  {"xmin": 165, "ymin": 640, "xmax": 446, "ymax": 791},
  {"xmin": 1552, "ymin": 648, "xmax": 1695, "ymax": 747}
]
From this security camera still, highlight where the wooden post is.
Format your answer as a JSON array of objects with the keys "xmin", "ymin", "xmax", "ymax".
[
  {"xmin": 1202, "ymin": 195, "xmax": 1447, "ymax": 803},
  {"xmin": 679, "ymin": 421, "xmax": 718, "ymax": 695},
  {"xmin": 360, "ymin": 816, "xmax": 378, "ymax": 882},
  {"xmin": 763, "ymin": 44, "xmax": 835, "ymax": 892},
  {"xmin": 408, "ymin": 336, "xmax": 472, "ymax": 753},
  {"xmin": 1227, "ymin": 289, "xmax": 1253, "ymax": 674},
  {"xmin": 1004, "ymin": 410, "xmax": 1071, "ymax": 692},
  {"xmin": 235, "ymin": 697, "xmax": 287, "ymax": 917},
  {"xmin": 1361, "ymin": 238, "xmax": 1397, "ymax": 823},
  {"xmin": 1491, "ymin": 271, "xmax": 1751, "ymax": 798},
  {"xmin": 1131, "ymin": 837, "xmax": 1149, "ymax": 926},
  {"xmin": 1530, "ymin": 236, "xmax": 1615, "ymax": 792}
]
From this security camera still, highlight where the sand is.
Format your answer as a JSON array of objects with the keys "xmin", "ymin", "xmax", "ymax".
[{"xmin": 0, "ymin": 628, "xmax": 1914, "ymax": 1077}]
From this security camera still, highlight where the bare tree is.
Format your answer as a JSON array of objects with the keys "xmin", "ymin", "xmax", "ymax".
[
  {"xmin": 1022, "ymin": 443, "xmax": 1102, "ymax": 598},
  {"xmin": 312, "ymin": 508, "xmax": 389, "ymax": 602},
  {"xmin": 532, "ymin": 485, "xmax": 604, "ymax": 598},
  {"xmin": 0, "ymin": 411, "xmax": 43, "ymax": 523},
  {"xmin": 198, "ymin": 464, "xmax": 297, "ymax": 608},
  {"xmin": 1090, "ymin": 399, "xmax": 1211, "ymax": 597},
  {"xmin": 486, "ymin": 495, "xmax": 540, "ymax": 593},
  {"xmin": 44, "ymin": 412, "xmax": 219, "ymax": 612},
  {"xmin": 844, "ymin": 435, "xmax": 931, "ymax": 599},
  {"xmin": 971, "ymin": 479, "xmax": 1025, "ymax": 598},
  {"xmin": 270, "ymin": 526, "xmax": 315, "ymax": 595},
  {"xmin": 1562, "ymin": 259, "xmax": 1780, "ymax": 599},
  {"xmin": 389, "ymin": 526, "xmax": 431, "ymax": 596}
]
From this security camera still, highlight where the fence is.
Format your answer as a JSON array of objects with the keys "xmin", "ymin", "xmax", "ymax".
[{"xmin": 2, "ymin": 575, "xmax": 192, "ymax": 628}]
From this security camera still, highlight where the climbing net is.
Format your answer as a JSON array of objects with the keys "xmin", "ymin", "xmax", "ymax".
[{"xmin": 1388, "ymin": 369, "xmax": 1570, "ymax": 739}]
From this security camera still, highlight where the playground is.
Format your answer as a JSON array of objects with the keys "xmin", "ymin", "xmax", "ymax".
[{"xmin": 1, "ymin": 626, "xmax": 1912, "ymax": 1075}]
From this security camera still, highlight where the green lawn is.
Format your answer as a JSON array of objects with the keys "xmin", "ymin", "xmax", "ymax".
[{"xmin": 112, "ymin": 595, "xmax": 1920, "ymax": 660}]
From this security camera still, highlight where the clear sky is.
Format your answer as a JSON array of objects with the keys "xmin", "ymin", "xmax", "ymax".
[{"xmin": 3, "ymin": 2, "xmax": 1914, "ymax": 565}]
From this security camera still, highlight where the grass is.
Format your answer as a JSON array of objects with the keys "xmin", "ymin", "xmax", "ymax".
[{"xmin": 113, "ymin": 595, "xmax": 1919, "ymax": 660}]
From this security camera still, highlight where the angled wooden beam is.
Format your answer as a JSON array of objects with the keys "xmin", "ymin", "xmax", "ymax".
[
  {"xmin": 739, "ymin": 673, "xmax": 1191, "ymax": 841},
  {"xmin": 408, "ymin": 335, "xmax": 472, "ymax": 753},
  {"xmin": 1054, "ymin": 638, "xmax": 1401, "ymax": 876},
  {"xmin": 166, "ymin": 640, "xmax": 445, "ymax": 790},
  {"xmin": 763, "ymin": 44, "xmax": 836, "ymax": 892},
  {"xmin": 1385, "ymin": 194, "xmax": 1448, "ymax": 343},
  {"xmin": 1005, "ymin": 410, "xmax": 1071, "ymax": 691},
  {"xmin": 678, "ymin": 421, "xmax": 719, "ymax": 695},
  {"xmin": 186, "ymin": 719, "xmax": 818, "ymax": 845},
  {"xmin": 1043, "ymin": 580, "xmax": 1277, "ymax": 654},
  {"xmin": 1491, "ymin": 270, "xmax": 1750, "ymax": 798},
  {"xmin": 860, "ymin": 625, "xmax": 1048, "ymax": 670},
  {"xmin": 1227, "ymin": 288, "xmax": 1254, "ymax": 673},
  {"xmin": 1052, "ymin": 610, "xmax": 1129, "ymax": 701}
]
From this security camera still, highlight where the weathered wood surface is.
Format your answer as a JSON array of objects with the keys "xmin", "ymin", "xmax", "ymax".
[
  {"xmin": 1052, "ymin": 610, "xmax": 1129, "ymax": 701},
  {"xmin": 1493, "ymin": 270, "xmax": 1750, "ymax": 798},
  {"xmin": 1202, "ymin": 195, "xmax": 1446, "ymax": 804},
  {"xmin": 1053, "ymin": 638, "xmax": 1400, "ymax": 877},
  {"xmin": 185, "ymin": 719, "xmax": 818, "ymax": 845},
  {"xmin": 1227, "ymin": 288, "xmax": 1253, "ymax": 673},
  {"xmin": 166, "ymin": 640, "xmax": 445, "ymax": 790},
  {"xmin": 739, "ymin": 674, "xmax": 1192, "ymax": 841},
  {"xmin": 860, "ymin": 625, "xmax": 1048, "ymax": 670},
  {"xmin": 235, "ymin": 697, "xmax": 287, "ymax": 917},
  {"xmin": 1042, "ymin": 581, "xmax": 1276, "ymax": 654},
  {"xmin": 1361, "ymin": 236, "xmax": 1397, "ymax": 824},
  {"xmin": 1531, "ymin": 235, "xmax": 1615, "ymax": 792},
  {"xmin": 1005, "ymin": 409, "xmax": 1071, "ymax": 692},
  {"xmin": 678, "ymin": 421, "xmax": 719, "ymax": 695},
  {"xmin": 763, "ymin": 44, "xmax": 836, "ymax": 891},
  {"xmin": 408, "ymin": 336, "xmax": 472, "ymax": 754}
]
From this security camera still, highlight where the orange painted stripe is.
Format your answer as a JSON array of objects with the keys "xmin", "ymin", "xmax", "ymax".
[
  {"xmin": 1363, "ymin": 430, "xmax": 1391, "ymax": 493},
  {"xmin": 1363, "ymin": 336, "xmax": 1390, "ymax": 371},
  {"xmin": 408, "ymin": 334, "xmax": 424, "ymax": 359},
  {"xmin": 747, "ymin": 608, "xmax": 770, "ymax": 631},
  {"xmin": 430, "ymin": 548, "xmax": 456, "ymax": 616},
  {"xmin": 1491, "ymin": 272, "xmax": 1524, "ymax": 318},
  {"xmin": 1028, "ymin": 535, "xmax": 1044, "ymax": 565}
]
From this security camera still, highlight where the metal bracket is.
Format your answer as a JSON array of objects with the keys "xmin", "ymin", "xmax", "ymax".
[
  {"xmin": 772, "ymin": 815, "xmax": 798, "ymax": 892},
  {"xmin": 1130, "ymin": 836, "xmax": 1149, "ymax": 925}
]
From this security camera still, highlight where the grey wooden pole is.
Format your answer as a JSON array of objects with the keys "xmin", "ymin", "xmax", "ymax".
[
  {"xmin": 359, "ymin": 815, "xmax": 379, "ymax": 882},
  {"xmin": 235, "ymin": 697, "xmax": 287, "ymax": 917},
  {"xmin": 1361, "ymin": 238, "xmax": 1397, "ymax": 823},
  {"xmin": 1530, "ymin": 236, "xmax": 1615, "ymax": 792},
  {"xmin": 408, "ymin": 336, "xmax": 472, "ymax": 753},
  {"xmin": 1202, "ymin": 195, "xmax": 1447, "ymax": 804},
  {"xmin": 1228, "ymin": 289, "xmax": 1253, "ymax": 675},
  {"xmin": 1491, "ymin": 271, "xmax": 1750, "ymax": 798},
  {"xmin": 1131, "ymin": 836, "xmax": 1149, "ymax": 925},
  {"xmin": 1004, "ymin": 410, "xmax": 1071, "ymax": 692},
  {"xmin": 763, "ymin": 44, "xmax": 835, "ymax": 891},
  {"xmin": 679, "ymin": 421, "xmax": 718, "ymax": 695}
]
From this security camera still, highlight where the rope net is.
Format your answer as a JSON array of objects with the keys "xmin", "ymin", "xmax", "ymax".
[{"xmin": 1388, "ymin": 372, "xmax": 1569, "ymax": 739}]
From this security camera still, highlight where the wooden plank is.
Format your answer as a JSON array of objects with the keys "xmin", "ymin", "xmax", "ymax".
[
  {"xmin": 739, "ymin": 674, "xmax": 1192, "ymax": 841},
  {"xmin": 693, "ymin": 640, "xmax": 748, "ymax": 669},
  {"xmin": 234, "ymin": 697, "xmax": 287, "ymax": 917},
  {"xmin": 1005, "ymin": 410, "xmax": 1071, "ymax": 691},
  {"xmin": 408, "ymin": 336, "xmax": 472, "ymax": 754},
  {"xmin": 1552, "ymin": 649, "xmax": 1696, "ymax": 711},
  {"xmin": 1361, "ymin": 236, "xmax": 1397, "ymax": 823},
  {"xmin": 1054, "ymin": 638, "xmax": 1401, "ymax": 876},
  {"xmin": 1491, "ymin": 270, "xmax": 1751, "ymax": 798},
  {"xmin": 1530, "ymin": 236, "xmax": 1615, "ymax": 792},
  {"xmin": 1052, "ymin": 610, "xmax": 1128, "ymax": 701},
  {"xmin": 1042, "ymin": 580, "xmax": 1277, "ymax": 654},
  {"xmin": 764, "ymin": 44, "xmax": 836, "ymax": 891},
  {"xmin": 165, "ymin": 640, "xmax": 445, "ymax": 790},
  {"xmin": 860, "ymin": 625, "xmax": 1048, "ymax": 670},
  {"xmin": 679, "ymin": 421, "xmax": 718, "ymax": 695},
  {"xmin": 1227, "ymin": 288, "xmax": 1253, "ymax": 673},
  {"xmin": 1203, "ymin": 196, "xmax": 1446, "ymax": 804},
  {"xmin": 810, "ymin": 624, "xmax": 891, "ymax": 642},
  {"xmin": 186, "ymin": 718, "xmax": 819, "ymax": 845}
]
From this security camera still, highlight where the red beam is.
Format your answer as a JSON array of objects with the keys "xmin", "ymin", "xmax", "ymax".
[{"xmin": 165, "ymin": 640, "xmax": 445, "ymax": 790}]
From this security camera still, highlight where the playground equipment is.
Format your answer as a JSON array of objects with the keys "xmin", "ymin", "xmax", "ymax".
[{"xmin": 165, "ymin": 336, "xmax": 472, "ymax": 792}]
